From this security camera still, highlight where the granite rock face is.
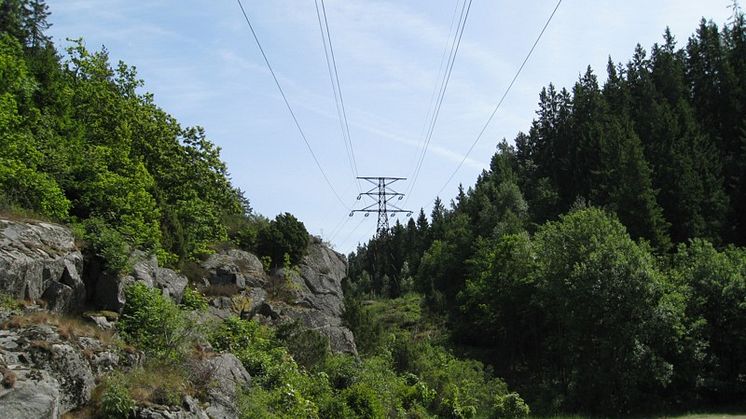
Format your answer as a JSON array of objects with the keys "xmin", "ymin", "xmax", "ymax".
[
  {"xmin": 198, "ymin": 238, "xmax": 357, "ymax": 354},
  {"xmin": 0, "ymin": 218, "xmax": 358, "ymax": 417},
  {"xmin": 0, "ymin": 310, "xmax": 138, "ymax": 418},
  {"xmin": 258, "ymin": 237, "xmax": 357, "ymax": 354},
  {"xmin": 0, "ymin": 219, "xmax": 85, "ymax": 312},
  {"xmin": 202, "ymin": 353, "xmax": 251, "ymax": 419},
  {"xmin": 0, "ymin": 368, "xmax": 61, "ymax": 419},
  {"xmin": 201, "ymin": 249, "xmax": 267, "ymax": 290},
  {"xmin": 93, "ymin": 251, "xmax": 188, "ymax": 312}
]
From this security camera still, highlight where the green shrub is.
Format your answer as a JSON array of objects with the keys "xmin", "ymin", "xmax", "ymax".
[
  {"xmin": 83, "ymin": 218, "xmax": 131, "ymax": 274},
  {"xmin": 318, "ymin": 396, "xmax": 356, "ymax": 419},
  {"xmin": 119, "ymin": 282, "xmax": 191, "ymax": 360},
  {"xmin": 261, "ymin": 256, "xmax": 272, "ymax": 273},
  {"xmin": 0, "ymin": 292, "xmax": 19, "ymax": 310},
  {"xmin": 277, "ymin": 321, "xmax": 330, "ymax": 371},
  {"xmin": 99, "ymin": 377, "xmax": 134, "ymax": 419},
  {"xmin": 209, "ymin": 316, "xmax": 273, "ymax": 353},
  {"xmin": 228, "ymin": 214, "xmax": 270, "ymax": 254},
  {"xmin": 0, "ymin": 159, "xmax": 70, "ymax": 220},
  {"xmin": 491, "ymin": 392, "xmax": 530, "ymax": 418},
  {"xmin": 257, "ymin": 212, "xmax": 310, "ymax": 268},
  {"xmin": 238, "ymin": 384, "xmax": 319, "ymax": 419},
  {"xmin": 343, "ymin": 383, "xmax": 385, "ymax": 419},
  {"xmin": 401, "ymin": 373, "xmax": 437, "ymax": 411},
  {"xmin": 180, "ymin": 286, "xmax": 208, "ymax": 311},
  {"xmin": 323, "ymin": 354, "xmax": 360, "ymax": 390}
]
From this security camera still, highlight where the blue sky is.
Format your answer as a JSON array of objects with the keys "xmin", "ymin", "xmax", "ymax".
[{"xmin": 45, "ymin": 0, "xmax": 733, "ymax": 253}]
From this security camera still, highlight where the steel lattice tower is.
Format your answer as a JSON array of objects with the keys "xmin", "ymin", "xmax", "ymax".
[{"xmin": 350, "ymin": 177, "xmax": 412, "ymax": 236}]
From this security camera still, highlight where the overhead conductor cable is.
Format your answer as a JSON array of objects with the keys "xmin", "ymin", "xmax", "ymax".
[
  {"xmin": 314, "ymin": 0, "xmax": 361, "ymax": 193},
  {"xmin": 406, "ymin": 0, "xmax": 473, "ymax": 203},
  {"xmin": 235, "ymin": 0, "xmax": 349, "ymax": 209},
  {"xmin": 435, "ymin": 0, "xmax": 563, "ymax": 199}
]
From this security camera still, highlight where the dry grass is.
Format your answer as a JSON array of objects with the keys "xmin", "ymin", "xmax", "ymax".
[
  {"xmin": 0, "ymin": 206, "xmax": 56, "ymax": 224},
  {"xmin": 231, "ymin": 294, "xmax": 253, "ymax": 317},
  {"xmin": 180, "ymin": 260, "xmax": 208, "ymax": 283},
  {"xmin": 83, "ymin": 310, "xmax": 119, "ymax": 321},
  {"xmin": 29, "ymin": 339, "xmax": 52, "ymax": 351},
  {"xmin": 184, "ymin": 354, "xmax": 220, "ymax": 399},
  {"xmin": 124, "ymin": 363, "xmax": 192, "ymax": 406},
  {"xmin": 0, "ymin": 311, "xmax": 114, "ymax": 344},
  {"xmin": 203, "ymin": 283, "xmax": 240, "ymax": 297},
  {"xmin": 61, "ymin": 405, "xmax": 96, "ymax": 419},
  {"xmin": 1, "ymin": 367, "xmax": 16, "ymax": 388},
  {"xmin": 81, "ymin": 347, "xmax": 96, "ymax": 360}
]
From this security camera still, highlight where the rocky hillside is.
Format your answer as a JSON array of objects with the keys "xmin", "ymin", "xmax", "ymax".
[
  {"xmin": 199, "ymin": 238, "xmax": 356, "ymax": 354},
  {"xmin": 0, "ymin": 217, "xmax": 355, "ymax": 418}
]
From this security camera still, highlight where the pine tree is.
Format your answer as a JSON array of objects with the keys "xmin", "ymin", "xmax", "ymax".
[{"xmin": 22, "ymin": 0, "xmax": 50, "ymax": 49}]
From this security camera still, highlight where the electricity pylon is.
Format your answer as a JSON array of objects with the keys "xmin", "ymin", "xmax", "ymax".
[{"xmin": 350, "ymin": 177, "xmax": 412, "ymax": 236}]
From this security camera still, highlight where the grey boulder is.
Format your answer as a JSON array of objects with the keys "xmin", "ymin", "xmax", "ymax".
[
  {"xmin": 0, "ymin": 369, "xmax": 62, "ymax": 419},
  {"xmin": 94, "ymin": 251, "xmax": 187, "ymax": 312},
  {"xmin": 0, "ymin": 219, "xmax": 85, "ymax": 312},
  {"xmin": 201, "ymin": 249, "xmax": 267, "ymax": 290}
]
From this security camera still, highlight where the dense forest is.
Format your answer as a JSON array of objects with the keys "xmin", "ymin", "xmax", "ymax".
[{"xmin": 348, "ymin": 9, "xmax": 746, "ymax": 416}]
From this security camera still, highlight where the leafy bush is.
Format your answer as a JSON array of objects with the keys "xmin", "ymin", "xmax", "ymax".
[
  {"xmin": 0, "ymin": 159, "xmax": 70, "ymax": 220},
  {"xmin": 492, "ymin": 392, "xmax": 530, "ymax": 418},
  {"xmin": 322, "ymin": 354, "xmax": 360, "ymax": 390},
  {"xmin": 276, "ymin": 321, "xmax": 330, "ymax": 370},
  {"xmin": 461, "ymin": 208, "xmax": 678, "ymax": 414},
  {"xmin": 83, "ymin": 218, "xmax": 131, "ymax": 274},
  {"xmin": 180, "ymin": 286, "xmax": 208, "ymax": 311},
  {"xmin": 0, "ymin": 292, "xmax": 19, "ymax": 310},
  {"xmin": 342, "ymin": 383, "xmax": 385, "ymax": 419},
  {"xmin": 119, "ymin": 282, "xmax": 193, "ymax": 360},
  {"xmin": 209, "ymin": 315, "xmax": 273, "ymax": 354},
  {"xmin": 228, "ymin": 214, "xmax": 270, "ymax": 253},
  {"xmin": 671, "ymin": 240, "xmax": 746, "ymax": 400},
  {"xmin": 99, "ymin": 376, "xmax": 134, "ymax": 419},
  {"xmin": 257, "ymin": 212, "xmax": 310, "ymax": 267}
]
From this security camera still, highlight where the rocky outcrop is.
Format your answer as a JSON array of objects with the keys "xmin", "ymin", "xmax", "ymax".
[
  {"xmin": 0, "ymin": 219, "xmax": 85, "ymax": 312},
  {"xmin": 287, "ymin": 237, "xmax": 347, "ymax": 317},
  {"xmin": 256, "ymin": 237, "xmax": 357, "ymax": 354},
  {"xmin": 207, "ymin": 287, "xmax": 267, "ymax": 320},
  {"xmin": 256, "ymin": 300, "xmax": 357, "ymax": 354},
  {"xmin": 0, "ymin": 368, "xmax": 61, "ymax": 419},
  {"xmin": 0, "ymin": 218, "xmax": 358, "ymax": 417},
  {"xmin": 134, "ymin": 397, "xmax": 209, "ymax": 419},
  {"xmin": 94, "ymin": 251, "xmax": 188, "ymax": 312},
  {"xmin": 0, "ymin": 309, "xmax": 139, "ymax": 418},
  {"xmin": 198, "ymin": 238, "xmax": 357, "ymax": 354},
  {"xmin": 201, "ymin": 249, "xmax": 267, "ymax": 290},
  {"xmin": 202, "ymin": 353, "xmax": 251, "ymax": 419},
  {"xmin": 0, "ymin": 218, "xmax": 187, "ymax": 314}
]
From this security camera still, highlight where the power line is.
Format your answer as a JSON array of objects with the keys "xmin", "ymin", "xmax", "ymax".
[
  {"xmin": 314, "ymin": 0, "xmax": 361, "ymax": 193},
  {"xmin": 414, "ymin": 0, "xmax": 462, "ymax": 152},
  {"xmin": 434, "ymin": 0, "xmax": 563, "ymax": 199},
  {"xmin": 327, "ymin": 214, "xmax": 351, "ymax": 243},
  {"xmin": 326, "ymin": 196, "xmax": 359, "ymax": 242},
  {"xmin": 406, "ymin": 0, "xmax": 473, "ymax": 202},
  {"xmin": 235, "ymin": 0, "xmax": 349, "ymax": 210},
  {"xmin": 338, "ymin": 216, "xmax": 368, "ymax": 250}
]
